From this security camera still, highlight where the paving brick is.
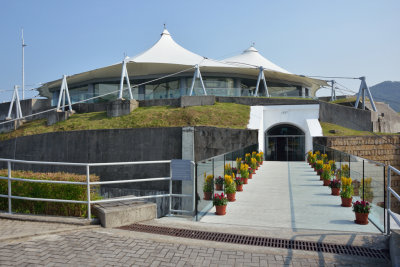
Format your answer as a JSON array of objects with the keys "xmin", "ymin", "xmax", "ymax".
[{"xmin": 0, "ymin": 219, "xmax": 391, "ymax": 267}]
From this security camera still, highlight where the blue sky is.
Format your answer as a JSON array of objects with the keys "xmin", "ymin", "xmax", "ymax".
[{"xmin": 0, "ymin": 0, "xmax": 399, "ymax": 102}]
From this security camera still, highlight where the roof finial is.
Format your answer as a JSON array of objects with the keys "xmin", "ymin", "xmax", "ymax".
[
  {"xmin": 163, "ymin": 23, "xmax": 166, "ymax": 29},
  {"xmin": 251, "ymin": 42, "xmax": 255, "ymax": 47}
]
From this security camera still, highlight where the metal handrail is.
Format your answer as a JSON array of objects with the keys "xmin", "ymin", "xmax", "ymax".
[
  {"xmin": 0, "ymin": 158, "xmax": 195, "ymax": 220},
  {"xmin": 387, "ymin": 165, "xmax": 400, "ymax": 234}
]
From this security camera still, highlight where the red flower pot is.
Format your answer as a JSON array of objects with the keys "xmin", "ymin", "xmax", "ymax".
[
  {"xmin": 227, "ymin": 193, "xmax": 236, "ymax": 202},
  {"xmin": 249, "ymin": 173, "xmax": 253, "ymax": 179},
  {"xmin": 237, "ymin": 184, "xmax": 243, "ymax": 191},
  {"xmin": 355, "ymin": 212, "xmax": 369, "ymax": 225},
  {"xmin": 252, "ymin": 170, "xmax": 256, "ymax": 174},
  {"xmin": 319, "ymin": 175, "xmax": 323, "ymax": 181},
  {"xmin": 323, "ymin": 180, "xmax": 330, "ymax": 186},
  {"xmin": 331, "ymin": 187, "xmax": 340, "ymax": 196},
  {"xmin": 341, "ymin": 197, "xmax": 352, "ymax": 207},
  {"xmin": 215, "ymin": 205, "xmax": 226, "ymax": 215},
  {"xmin": 261, "ymin": 161, "xmax": 263, "ymax": 165},
  {"xmin": 215, "ymin": 184, "xmax": 223, "ymax": 191},
  {"xmin": 242, "ymin": 177, "xmax": 248, "ymax": 184},
  {"xmin": 203, "ymin": 192, "xmax": 212, "ymax": 200}
]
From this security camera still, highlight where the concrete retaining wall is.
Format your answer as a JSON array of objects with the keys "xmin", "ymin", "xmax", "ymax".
[
  {"xmin": 216, "ymin": 96, "xmax": 318, "ymax": 106},
  {"xmin": 194, "ymin": 127, "xmax": 258, "ymax": 161},
  {"xmin": 138, "ymin": 96, "xmax": 215, "ymax": 108},
  {"xmin": 0, "ymin": 127, "xmax": 257, "ymax": 216},
  {"xmin": 319, "ymin": 101, "xmax": 373, "ymax": 131},
  {"xmin": 0, "ymin": 99, "xmax": 51, "ymax": 133},
  {"xmin": 0, "ymin": 99, "xmax": 51, "ymax": 121}
]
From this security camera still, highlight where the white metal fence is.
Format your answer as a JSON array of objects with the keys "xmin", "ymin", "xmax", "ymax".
[
  {"xmin": 386, "ymin": 165, "xmax": 400, "ymax": 234},
  {"xmin": 0, "ymin": 158, "xmax": 195, "ymax": 220}
]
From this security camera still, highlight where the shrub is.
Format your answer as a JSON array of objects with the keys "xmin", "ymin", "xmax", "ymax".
[{"xmin": 0, "ymin": 169, "xmax": 101, "ymax": 217}]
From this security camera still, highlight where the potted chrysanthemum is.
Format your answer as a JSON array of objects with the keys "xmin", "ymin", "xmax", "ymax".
[
  {"xmin": 315, "ymin": 160, "xmax": 324, "ymax": 177},
  {"xmin": 329, "ymin": 179, "xmax": 341, "ymax": 196},
  {"xmin": 250, "ymin": 158, "xmax": 257, "ymax": 174},
  {"xmin": 321, "ymin": 164, "xmax": 331, "ymax": 186},
  {"xmin": 215, "ymin": 176, "xmax": 224, "ymax": 191},
  {"xmin": 340, "ymin": 177, "xmax": 353, "ymax": 207},
  {"xmin": 235, "ymin": 176, "xmax": 244, "ymax": 192},
  {"xmin": 213, "ymin": 193, "xmax": 228, "ymax": 215},
  {"xmin": 240, "ymin": 164, "xmax": 249, "ymax": 184},
  {"xmin": 353, "ymin": 200, "xmax": 371, "ymax": 225},
  {"xmin": 224, "ymin": 175, "xmax": 236, "ymax": 202}
]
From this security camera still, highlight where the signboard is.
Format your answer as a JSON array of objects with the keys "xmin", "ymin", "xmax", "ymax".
[{"xmin": 171, "ymin": 159, "xmax": 192, "ymax": 181}]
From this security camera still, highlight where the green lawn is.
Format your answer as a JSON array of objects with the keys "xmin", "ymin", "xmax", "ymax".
[{"xmin": 0, "ymin": 102, "xmax": 250, "ymax": 141}]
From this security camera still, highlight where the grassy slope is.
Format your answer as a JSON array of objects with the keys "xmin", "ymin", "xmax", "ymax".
[
  {"xmin": 0, "ymin": 102, "xmax": 250, "ymax": 141},
  {"xmin": 320, "ymin": 122, "xmax": 374, "ymax": 136}
]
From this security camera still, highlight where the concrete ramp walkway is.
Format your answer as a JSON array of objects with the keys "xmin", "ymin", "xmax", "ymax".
[{"xmin": 201, "ymin": 161, "xmax": 380, "ymax": 233}]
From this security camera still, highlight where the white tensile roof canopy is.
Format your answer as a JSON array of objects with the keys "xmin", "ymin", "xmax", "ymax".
[
  {"xmin": 37, "ymin": 28, "xmax": 327, "ymax": 98},
  {"xmin": 223, "ymin": 45, "xmax": 291, "ymax": 74}
]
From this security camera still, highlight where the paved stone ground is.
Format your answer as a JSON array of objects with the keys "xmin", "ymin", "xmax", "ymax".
[
  {"xmin": 0, "ymin": 218, "xmax": 94, "ymax": 241},
  {"xmin": 0, "ymin": 219, "xmax": 391, "ymax": 266}
]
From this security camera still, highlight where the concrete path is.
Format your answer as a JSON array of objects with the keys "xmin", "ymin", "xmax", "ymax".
[{"xmin": 201, "ymin": 161, "xmax": 380, "ymax": 233}]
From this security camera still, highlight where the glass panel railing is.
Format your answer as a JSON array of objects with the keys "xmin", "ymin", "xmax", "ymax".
[
  {"xmin": 349, "ymin": 155, "xmax": 363, "ymax": 201},
  {"xmin": 195, "ymin": 158, "xmax": 214, "ymax": 220},
  {"xmin": 195, "ymin": 143, "xmax": 258, "ymax": 221},
  {"xmin": 313, "ymin": 141, "xmax": 386, "ymax": 233},
  {"xmin": 363, "ymin": 160, "xmax": 385, "ymax": 232}
]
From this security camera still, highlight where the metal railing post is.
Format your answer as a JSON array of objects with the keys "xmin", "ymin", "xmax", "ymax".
[
  {"xmin": 362, "ymin": 160, "xmax": 365, "ymax": 201},
  {"xmin": 387, "ymin": 166, "xmax": 391, "ymax": 235},
  {"xmin": 169, "ymin": 163, "xmax": 172, "ymax": 216},
  {"xmin": 383, "ymin": 165, "xmax": 386, "ymax": 234},
  {"xmin": 192, "ymin": 162, "xmax": 195, "ymax": 215},
  {"xmin": 7, "ymin": 161, "xmax": 12, "ymax": 214},
  {"xmin": 86, "ymin": 165, "xmax": 91, "ymax": 220}
]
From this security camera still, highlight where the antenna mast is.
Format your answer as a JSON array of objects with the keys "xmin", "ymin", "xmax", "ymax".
[{"xmin": 22, "ymin": 29, "xmax": 27, "ymax": 100}]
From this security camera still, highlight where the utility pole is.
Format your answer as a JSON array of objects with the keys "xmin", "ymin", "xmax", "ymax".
[{"xmin": 22, "ymin": 29, "xmax": 27, "ymax": 100}]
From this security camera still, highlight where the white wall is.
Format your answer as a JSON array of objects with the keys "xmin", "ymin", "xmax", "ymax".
[{"xmin": 247, "ymin": 104, "xmax": 322, "ymax": 156}]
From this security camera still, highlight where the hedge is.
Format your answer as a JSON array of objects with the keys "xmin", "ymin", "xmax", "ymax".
[{"xmin": 0, "ymin": 170, "xmax": 101, "ymax": 217}]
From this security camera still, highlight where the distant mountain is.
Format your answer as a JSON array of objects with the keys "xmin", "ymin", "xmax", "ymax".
[{"xmin": 370, "ymin": 81, "xmax": 400, "ymax": 112}]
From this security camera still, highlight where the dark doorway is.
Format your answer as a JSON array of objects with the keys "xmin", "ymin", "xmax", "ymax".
[{"xmin": 265, "ymin": 124, "xmax": 305, "ymax": 161}]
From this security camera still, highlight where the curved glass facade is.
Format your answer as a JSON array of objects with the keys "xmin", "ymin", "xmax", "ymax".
[{"xmin": 50, "ymin": 75, "xmax": 309, "ymax": 106}]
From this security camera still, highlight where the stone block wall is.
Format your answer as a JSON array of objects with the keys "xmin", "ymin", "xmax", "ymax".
[{"xmin": 314, "ymin": 135, "xmax": 400, "ymax": 212}]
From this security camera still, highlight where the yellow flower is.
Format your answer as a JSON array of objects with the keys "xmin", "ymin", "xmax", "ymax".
[
  {"xmin": 224, "ymin": 174, "xmax": 233, "ymax": 185},
  {"xmin": 342, "ymin": 164, "xmax": 349, "ymax": 172},
  {"xmin": 322, "ymin": 164, "xmax": 331, "ymax": 172},
  {"xmin": 205, "ymin": 174, "xmax": 214, "ymax": 184},
  {"xmin": 315, "ymin": 151, "xmax": 321, "ymax": 155},
  {"xmin": 341, "ymin": 177, "xmax": 353, "ymax": 186}
]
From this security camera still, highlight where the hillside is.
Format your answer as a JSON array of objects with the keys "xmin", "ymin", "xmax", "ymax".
[
  {"xmin": 0, "ymin": 102, "xmax": 250, "ymax": 141},
  {"xmin": 370, "ymin": 81, "xmax": 400, "ymax": 112}
]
